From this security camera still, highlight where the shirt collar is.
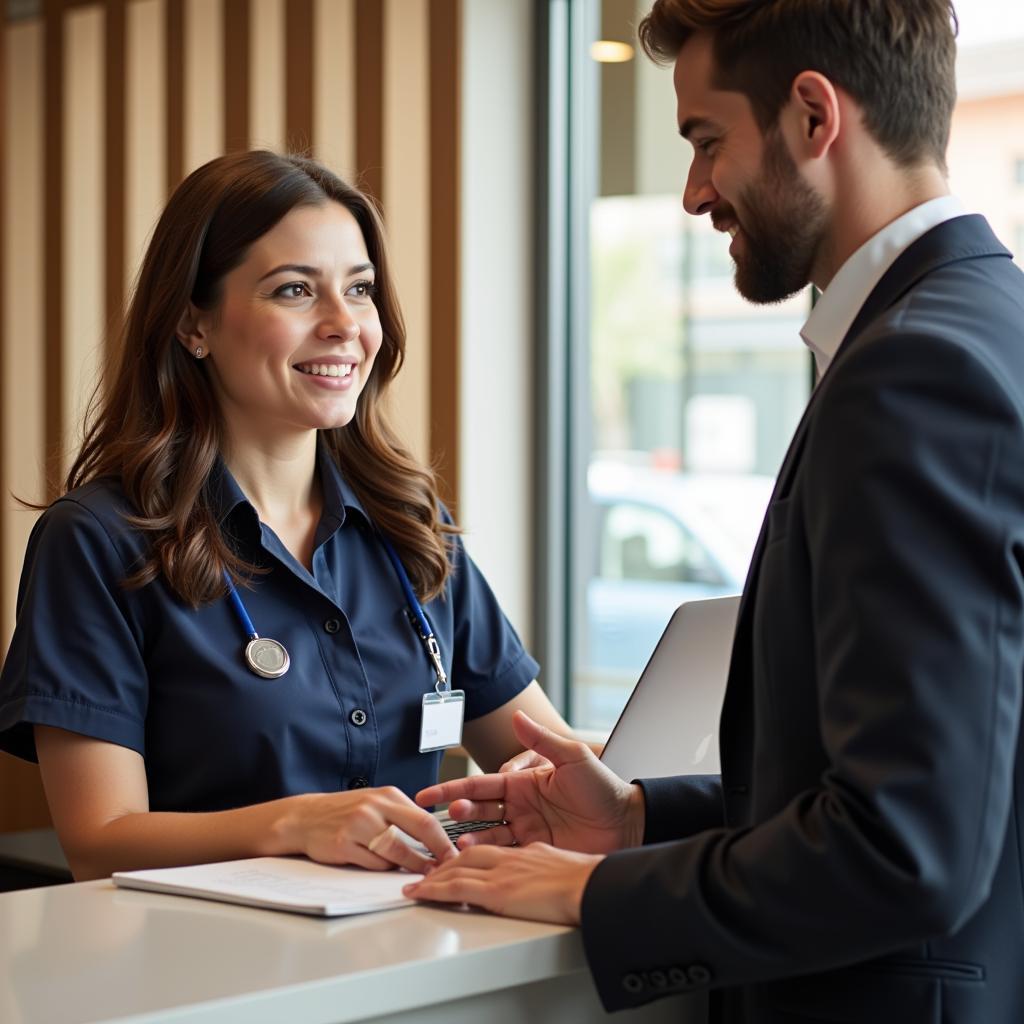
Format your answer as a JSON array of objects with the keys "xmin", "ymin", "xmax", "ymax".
[
  {"xmin": 316, "ymin": 438, "xmax": 372, "ymax": 529},
  {"xmin": 206, "ymin": 434, "xmax": 371, "ymax": 530},
  {"xmin": 800, "ymin": 195, "xmax": 967, "ymax": 378}
]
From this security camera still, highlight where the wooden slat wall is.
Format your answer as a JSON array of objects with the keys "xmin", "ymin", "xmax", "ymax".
[
  {"xmin": 428, "ymin": 0, "xmax": 460, "ymax": 509},
  {"xmin": 354, "ymin": 0, "xmax": 384, "ymax": 203},
  {"xmin": 284, "ymin": 0, "xmax": 313, "ymax": 152},
  {"xmin": 223, "ymin": 0, "xmax": 250, "ymax": 153},
  {"xmin": 383, "ymin": 0, "xmax": 429, "ymax": 482},
  {"xmin": 165, "ymin": 0, "xmax": 184, "ymax": 190},
  {"xmin": 2, "ymin": 15, "xmax": 47, "ymax": 832},
  {"xmin": 0, "ymin": 0, "xmax": 462, "ymax": 834},
  {"xmin": 104, "ymin": 0, "xmax": 125, "ymax": 372},
  {"xmin": 0, "ymin": 4, "xmax": 5, "ymax": 725},
  {"xmin": 251, "ymin": 0, "xmax": 284, "ymax": 152},
  {"xmin": 43, "ymin": 0, "xmax": 65, "ymax": 500},
  {"xmin": 63, "ymin": 5, "xmax": 104, "ymax": 461}
]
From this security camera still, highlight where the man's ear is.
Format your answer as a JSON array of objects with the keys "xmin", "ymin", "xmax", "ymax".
[
  {"xmin": 175, "ymin": 302, "xmax": 212, "ymax": 357},
  {"xmin": 785, "ymin": 71, "xmax": 841, "ymax": 161}
]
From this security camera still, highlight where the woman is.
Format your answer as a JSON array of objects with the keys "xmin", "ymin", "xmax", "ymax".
[{"xmin": 0, "ymin": 151, "xmax": 568, "ymax": 880}]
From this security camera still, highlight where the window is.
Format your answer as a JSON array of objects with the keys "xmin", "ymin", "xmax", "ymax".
[
  {"xmin": 536, "ymin": 0, "xmax": 810, "ymax": 731},
  {"xmin": 949, "ymin": 10, "xmax": 1024, "ymax": 270},
  {"xmin": 537, "ymin": 1, "xmax": 1024, "ymax": 733}
]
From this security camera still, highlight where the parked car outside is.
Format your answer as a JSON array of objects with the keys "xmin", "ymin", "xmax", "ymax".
[{"xmin": 577, "ymin": 459, "xmax": 774, "ymax": 728}]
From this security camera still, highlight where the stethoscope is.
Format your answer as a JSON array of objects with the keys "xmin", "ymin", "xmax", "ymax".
[
  {"xmin": 222, "ymin": 537, "xmax": 448, "ymax": 688},
  {"xmin": 223, "ymin": 570, "xmax": 291, "ymax": 679}
]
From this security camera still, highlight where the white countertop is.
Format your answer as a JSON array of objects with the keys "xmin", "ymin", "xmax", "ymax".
[{"xmin": 1, "ymin": 879, "xmax": 702, "ymax": 1024}]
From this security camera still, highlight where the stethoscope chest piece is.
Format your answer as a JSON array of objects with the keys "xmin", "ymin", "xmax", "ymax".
[
  {"xmin": 224, "ymin": 570, "xmax": 291, "ymax": 680},
  {"xmin": 244, "ymin": 636, "xmax": 290, "ymax": 679}
]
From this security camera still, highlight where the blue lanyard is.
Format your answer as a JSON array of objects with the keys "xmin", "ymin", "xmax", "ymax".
[
  {"xmin": 223, "ymin": 543, "xmax": 449, "ymax": 692},
  {"xmin": 380, "ymin": 536, "xmax": 449, "ymax": 692},
  {"xmin": 224, "ymin": 571, "xmax": 258, "ymax": 639}
]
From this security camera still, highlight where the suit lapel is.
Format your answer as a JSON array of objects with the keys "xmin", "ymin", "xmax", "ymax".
[{"xmin": 839, "ymin": 214, "xmax": 1009, "ymax": 356}]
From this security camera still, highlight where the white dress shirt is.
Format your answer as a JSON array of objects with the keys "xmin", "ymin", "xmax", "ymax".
[{"xmin": 800, "ymin": 195, "xmax": 967, "ymax": 378}]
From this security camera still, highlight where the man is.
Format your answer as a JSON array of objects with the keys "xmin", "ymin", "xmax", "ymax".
[{"xmin": 406, "ymin": 1, "xmax": 1024, "ymax": 1020}]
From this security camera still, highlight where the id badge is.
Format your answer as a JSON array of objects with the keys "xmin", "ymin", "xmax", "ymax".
[{"xmin": 419, "ymin": 689, "xmax": 465, "ymax": 752}]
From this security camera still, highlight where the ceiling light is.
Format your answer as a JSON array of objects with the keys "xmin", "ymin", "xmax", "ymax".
[{"xmin": 591, "ymin": 40, "xmax": 635, "ymax": 63}]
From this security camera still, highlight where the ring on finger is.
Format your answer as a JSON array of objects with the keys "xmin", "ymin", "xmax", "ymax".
[{"xmin": 367, "ymin": 823, "xmax": 399, "ymax": 855}]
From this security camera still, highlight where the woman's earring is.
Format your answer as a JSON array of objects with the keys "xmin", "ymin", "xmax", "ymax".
[{"xmin": 194, "ymin": 346, "xmax": 204, "ymax": 359}]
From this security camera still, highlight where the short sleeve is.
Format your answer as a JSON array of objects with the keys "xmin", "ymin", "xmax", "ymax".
[
  {"xmin": 441, "ymin": 521, "xmax": 540, "ymax": 721},
  {"xmin": 0, "ymin": 497, "xmax": 150, "ymax": 761}
]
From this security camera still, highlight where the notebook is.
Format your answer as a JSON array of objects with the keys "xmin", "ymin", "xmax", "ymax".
[
  {"xmin": 112, "ymin": 856, "xmax": 420, "ymax": 917},
  {"xmin": 599, "ymin": 594, "xmax": 740, "ymax": 780}
]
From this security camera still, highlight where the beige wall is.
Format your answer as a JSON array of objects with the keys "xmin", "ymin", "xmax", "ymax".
[{"xmin": 0, "ymin": 0, "xmax": 464, "ymax": 832}]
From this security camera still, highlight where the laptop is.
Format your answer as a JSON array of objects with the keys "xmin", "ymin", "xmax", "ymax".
[
  {"xmin": 599, "ymin": 594, "xmax": 740, "ymax": 781},
  {"xmin": 437, "ymin": 594, "xmax": 740, "ymax": 842}
]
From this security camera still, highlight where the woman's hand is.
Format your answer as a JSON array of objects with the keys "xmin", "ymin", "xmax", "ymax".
[
  {"xmin": 34, "ymin": 726, "xmax": 454, "ymax": 879},
  {"xmin": 404, "ymin": 843, "xmax": 604, "ymax": 925},
  {"xmin": 417, "ymin": 711, "xmax": 645, "ymax": 855},
  {"xmin": 281, "ymin": 786, "xmax": 455, "ymax": 873}
]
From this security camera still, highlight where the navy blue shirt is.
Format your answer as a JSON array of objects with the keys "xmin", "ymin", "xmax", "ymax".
[{"xmin": 0, "ymin": 448, "xmax": 539, "ymax": 811}]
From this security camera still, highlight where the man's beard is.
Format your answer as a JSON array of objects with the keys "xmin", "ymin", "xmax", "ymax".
[{"xmin": 729, "ymin": 130, "xmax": 828, "ymax": 304}]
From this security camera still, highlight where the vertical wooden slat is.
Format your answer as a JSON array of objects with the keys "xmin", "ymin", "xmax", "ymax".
[
  {"xmin": 285, "ymin": 0, "xmax": 314, "ymax": 152},
  {"xmin": 64, "ymin": 6, "xmax": 105, "ymax": 467},
  {"xmin": 105, "ymin": 0, "xmax": 126, "ymax": 369},
  {"xmin": 428, "ymin": 0, "xmax": 461, "ymax": 510},
  {"xmin": 127, "ymin": 0, "xmax": 168, "ymax": 300},
  {"xmin": 184, "ymin": 0, "xmax": 224, "ymax": 173},
  {"xmin": 382, "ymin": 0, "xmax": 430, "ymax": 468},
  {"xmin": 3, "ymin": 19, "xmax": 46, "ymax": 649},
  {"xmin": 166, "ymin": 0, "xmax": 185, "ymax": 191},
  {"xmin": 2, "ymin": 15, "xmax": 51, "ymax": 836},
  {"xmin": 43, "ymin": 0, "xmax": 65, "ymax": 500},
  {"xmin": 354, "ymin": 0, "xmax": 384, "ymax": 202},
  {"xmin": 312, "ymin": 0, "xmax": 354, "ymax": 174},
  {"xmin": 0, "ymin": 0, "xmax": 5, "ymax": 639},
  {"xmin": 250, "ymin": 0, "xmax": 285, "ymax": 152},
  {"xmin": 224, "ymin": 0, "xmax": 250, "ymax": 151}
]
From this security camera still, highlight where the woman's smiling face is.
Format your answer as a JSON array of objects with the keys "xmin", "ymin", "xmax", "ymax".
[{"xmin": 193, "ymin": 201, "xmax": 383, "ymax": 442}]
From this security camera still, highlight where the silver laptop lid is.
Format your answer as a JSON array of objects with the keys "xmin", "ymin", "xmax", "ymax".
[{"xmin": 599, "ymin": 595, "xmax": 740, "ymax": 781}]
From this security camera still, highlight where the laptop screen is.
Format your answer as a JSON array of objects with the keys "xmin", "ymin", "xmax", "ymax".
[{"xmin": 599, "ymin": 595, "xmax": 739, "ymax": 781}]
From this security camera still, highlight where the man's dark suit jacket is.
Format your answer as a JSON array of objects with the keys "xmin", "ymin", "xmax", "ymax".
[{"xmin": 581, "ymin": 214, "xmax": 1024, "ymax": 1023}]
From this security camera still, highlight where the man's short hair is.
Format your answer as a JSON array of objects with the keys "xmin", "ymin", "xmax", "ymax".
[{"xmin": 639, "ymin": 0, "xmax": 958, "ymax": 171}]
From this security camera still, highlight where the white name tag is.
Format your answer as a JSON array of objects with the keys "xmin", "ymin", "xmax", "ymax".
[{"xmin": 419, "ymin": 690, "xmax": 465, "ymax": 752}]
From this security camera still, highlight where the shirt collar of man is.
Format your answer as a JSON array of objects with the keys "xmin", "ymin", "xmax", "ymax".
[
  {"xmin": 800, "ymin": 195, "xmax": 967, "ymax": 379},
  {"xmin": 207, "ymin": 435, "xmax": 372, "ymax": 532}
]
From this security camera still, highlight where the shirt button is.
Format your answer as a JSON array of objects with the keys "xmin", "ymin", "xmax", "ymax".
[
  {"xmin": 324, "ymin": 618, "xmax": 341, "ymax": 634},
  {"xmin": 350, "ymin": 709, "xmax": 367, "ymax": 727},
  {"xmin": 349, "ymin": 776, "xmax": 369, "ymax": 789}
]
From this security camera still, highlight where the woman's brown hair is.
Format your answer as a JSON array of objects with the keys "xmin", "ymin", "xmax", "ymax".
[{"xmin": 63, "ymin": 150, "xmax": 454, "ymax": 606}]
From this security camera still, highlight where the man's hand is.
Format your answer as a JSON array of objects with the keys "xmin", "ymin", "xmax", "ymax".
[
  {"xmin": 403, "ymin": 843, "xmax": 603, "ymax": 925},
  {"xmin": 416, "ymin": 711, "xmax": 645, "ymax": 853}
]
